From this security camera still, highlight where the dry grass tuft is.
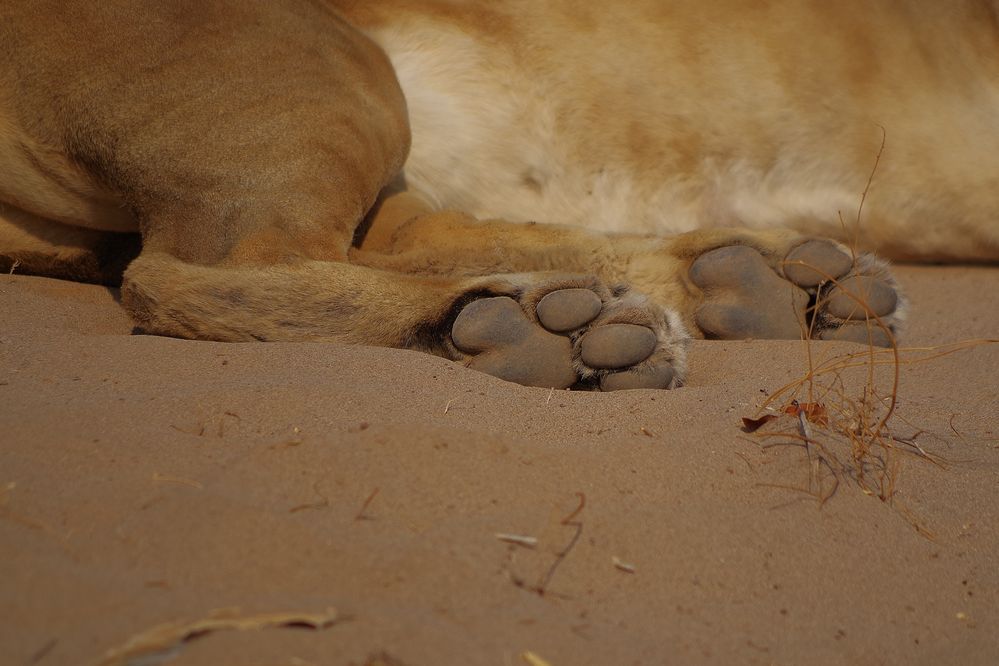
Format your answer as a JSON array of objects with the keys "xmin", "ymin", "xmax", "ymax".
[
  {"xmin": 742, "ymin": 129, "xmax": 997, "ymax": 536},
  {"xmin": 743, "ymin": 326, "xmax": 995, "ymax": 536}
]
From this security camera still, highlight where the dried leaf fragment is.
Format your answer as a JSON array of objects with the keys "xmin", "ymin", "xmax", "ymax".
[
  {"xmin": 785, "ymin": 401, "xmax": 828, "ymax": 426},
  {"xmin": 522, "ymin": 651, "xmax": 553, "ymax": 666},
  {"xmin": 741, "ymin": 414, "xmax": 778, "ymax": 432},
  {"xmin": 98, "ymin": 606, "xmax": 338, "ymax": 666}
]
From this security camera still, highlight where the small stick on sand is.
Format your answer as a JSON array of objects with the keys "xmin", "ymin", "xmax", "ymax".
[
  {"xmin": 443, "ymin": 399, "xmax": 453, "ymax": 415},
  {"xmin": 536, "ymin": 492, "xmax": 586, "ymax": 595},
  {"xmin": 289, "ymin": 480, "xmax": 330, "ymax": 514},
  {"xmin": 794, "ymin": 403, "xmax": 819, "ymax": 492},
  {"xmin": 354, "ymin": 487, "xmax": 380, "ymax": 521},
  {"xmin": 495, "ymin": 533, "xmax": 539, "ymax": 548},
  {"xmin": 612, "ymin": 556, "xmax": 636, "ymax": 574},
  {"xmin": 8, "ymin": 259, "xmax": 20, "ymax": 275}
]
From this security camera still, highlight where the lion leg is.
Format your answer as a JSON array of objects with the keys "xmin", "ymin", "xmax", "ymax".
[
  {"xmin": 124, "ymin": 253, "xmax": 686, "ymax": 389},
  {"xmin": 0, "ymin": 3, "xmax": 682, "ymax": 391},
  {"xmin": 352, "ymin": 196, "xmax": 628, "ymax": 278},
  {"xmin": 631, "ymin": 228, "xmax": 906, "ymax": 347},
  {"xmin": 126, "ymin": 184, "xmax": 688, "ymax": 390},
  {"xmin": 0, "ymin": 206, "xmax": 139, "ymax": 286},
  {"xmin": 355, "ymin": 204, "xmax": 905, "ymax": 347}
]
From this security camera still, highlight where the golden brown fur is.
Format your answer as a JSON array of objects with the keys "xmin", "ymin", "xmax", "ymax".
[{"xmin": 1, "ymin": 1, "xmax": 990, "ymax": 388}]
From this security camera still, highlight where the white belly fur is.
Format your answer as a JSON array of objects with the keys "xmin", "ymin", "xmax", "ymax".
[{"xmin": 369, "ymin": 16, "xmax": 999, "ymax": 261}]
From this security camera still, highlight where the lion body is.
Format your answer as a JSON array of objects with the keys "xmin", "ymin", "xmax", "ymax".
[
  {"xmin": 0, "ymin": 1, "xmax": 989, "ymax": 386},
  {"xmin": 345, "ymin": 0, "xmax": 999, "ymax": 262}
]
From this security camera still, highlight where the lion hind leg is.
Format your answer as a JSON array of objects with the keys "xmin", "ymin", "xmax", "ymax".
[
  {"xmin": 0, "ymin": 205, "xmax": 139, "ymax": 285},
  {"xmin": 122, "ymin": 251, "xmax": 690, "ymax": 390},
  {"xmin": 122, "ymin": 251, "xmax": 467, "ymax": 349}
]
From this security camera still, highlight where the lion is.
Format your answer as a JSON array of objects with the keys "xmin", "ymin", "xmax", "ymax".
[{"xmin": 3, "ymin": 1, "xmax": 993, "ymax": 390}]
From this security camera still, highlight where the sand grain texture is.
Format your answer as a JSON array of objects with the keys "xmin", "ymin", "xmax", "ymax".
[{"xmin": 1, "ymin": 266, "xmax": 997, "ymax": 665}]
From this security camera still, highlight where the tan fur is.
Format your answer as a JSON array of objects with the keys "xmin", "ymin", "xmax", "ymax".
[
  {"xmin": 344, "ymin": 0, "xmax": 999, "ymax": 262},
  {"xmin": 1, "ymin": 1, "xmax": 994, "ymax": 378}
]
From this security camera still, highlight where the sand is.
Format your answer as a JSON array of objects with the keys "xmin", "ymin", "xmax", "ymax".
[{"xmin": 1, "ymin": 265, "xmax": 997, "ymax": 665}]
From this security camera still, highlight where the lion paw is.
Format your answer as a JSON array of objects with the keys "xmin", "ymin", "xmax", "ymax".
[
  {"xmin": 451, "ymin": 280, "xmax": 688, "ymax": 390},
  {"xmin": 689, "ymin": 240, "xmax": 904, "ymax": 346}
]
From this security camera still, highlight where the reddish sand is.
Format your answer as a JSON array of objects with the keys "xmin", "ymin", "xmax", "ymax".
[{"xmin": 1, "ymin": 265, "xmax": 997, "ymax": 665}]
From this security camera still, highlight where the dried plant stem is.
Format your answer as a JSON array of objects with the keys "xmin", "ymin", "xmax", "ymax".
[{"xmin": 536, "ymin": 492, "xmax": 586, "ymax": 595}]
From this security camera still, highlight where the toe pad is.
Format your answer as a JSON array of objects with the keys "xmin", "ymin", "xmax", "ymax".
[
  {"xmin": 536, "ymin": 288, "xmax": 603, "ymax": 332},
  {"xmin": 452, "ymin": 297, "xmax": 527, "ymax": 351},
  {"xmin": 826, "ymin": 276, "xmax": 898, "ymax": 319},
  {"xmin": 783, "ymin": 240, "xmax": 854, "ymax": 287},
  {"xmin": 580, "ymin": 324, "xmax": 657, "ymax": 369},
  {"xmin": 452, "ymin": 296, "xmax": 577, "ymax": 388}
]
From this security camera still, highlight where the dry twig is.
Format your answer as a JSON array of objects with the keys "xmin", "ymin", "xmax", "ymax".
[
  {"xmin": 536, "ymin": 492, "xmax": 585, "ymax": 595},
  {"xmin": 354, "ymin": 487, "xmax": 380, "ymax": 521}
]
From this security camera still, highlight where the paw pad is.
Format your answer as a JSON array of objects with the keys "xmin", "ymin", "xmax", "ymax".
[
  {"xmin": 825, "ymin": 275, "xmax": 898, "ymax": 320},
  {"xmin": 580, "ymin": 324, "xmax": 657, "ymax": 368},
  {"xmin": 690, "ymin": 245, "xmax": 809, "ymax": 339},
  {"xmin": 536, "ymin": 288, "xmax": 602, "ymax": 332},
  {"xmin": 452, "ymin": 296, "xmax": 576, "ymax": 388},
  {"xmin": 783, "ymin": 240, "xmax": 854, "ymax": 287},
  {"xmin": 452, "ymin": 285, "xmax": 682, "ymax": 390},
  {"xmin": 690, "ymin": 240, "xmax": 903, "ymax": 346}
]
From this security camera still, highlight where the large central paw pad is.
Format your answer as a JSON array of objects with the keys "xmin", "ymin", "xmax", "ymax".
[
  {"xmin": 689, "ymin": 240, "xmax": 904, "ymax": 346},
  {"xmin": 451, "ymin": 284, "xmax": 687, "ymax": 391}
]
